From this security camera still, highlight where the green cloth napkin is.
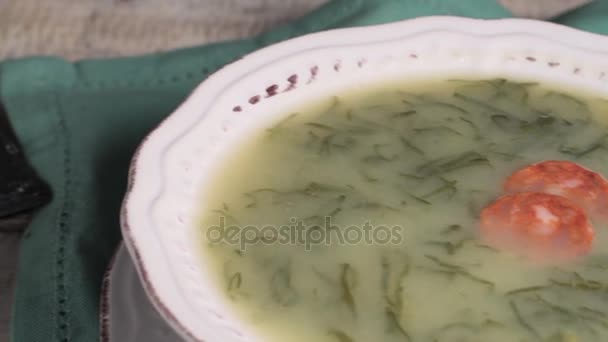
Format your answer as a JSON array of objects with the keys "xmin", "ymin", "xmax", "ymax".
[{"xmin": 3, "ymin": 0, "xmax": 608, "ymax": 341}]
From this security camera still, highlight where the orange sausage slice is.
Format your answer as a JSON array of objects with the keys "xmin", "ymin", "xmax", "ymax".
[
  {"xmin": 504, "ymin": 160, "xmax": 608, "ymax": 219},
  {"xmin": 480, "ymin": 192, "xmax": 594, "ymax": 262}
]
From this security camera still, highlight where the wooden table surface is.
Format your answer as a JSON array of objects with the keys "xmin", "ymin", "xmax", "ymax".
[{"xmin": 0, "ymin": 0, "xmax": 587, "ymax": 340}]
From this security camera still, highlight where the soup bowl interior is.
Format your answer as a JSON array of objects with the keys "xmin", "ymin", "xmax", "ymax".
[{"xmin": 120, "ymin": 16, "xmax": 608, "ymax": 342}]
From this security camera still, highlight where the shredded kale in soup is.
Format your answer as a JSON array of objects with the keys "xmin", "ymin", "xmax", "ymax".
[{"xmin": 199, "ymin": 79, "xmax": 608, "ymax": 342}]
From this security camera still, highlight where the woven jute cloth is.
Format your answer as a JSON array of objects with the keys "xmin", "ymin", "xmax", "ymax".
[
  {"xmin": 0, "ymin": 0, "xmax": 591, "ymax": 60},
  {"xmin": 0, "ymin": 0, "xmax": 326, "ymax": 60}
]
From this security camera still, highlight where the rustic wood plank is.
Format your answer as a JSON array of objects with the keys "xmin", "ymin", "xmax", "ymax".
[
  {"xmin": 0, "ymin": 232, "xmax": 21, "ymax": 341},
  {"xmin": 0, "ymin": 215, "xmax": 30, "ymax": 233}
]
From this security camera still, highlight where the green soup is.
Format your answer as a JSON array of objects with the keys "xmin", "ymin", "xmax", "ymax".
[{"xmin": 199, "ymin": 79, "xmax": 608, "ymax": 341}]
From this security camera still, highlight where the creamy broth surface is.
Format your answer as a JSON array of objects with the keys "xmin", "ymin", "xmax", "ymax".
[{"xmin": 199, "ymin": 79, "xmax": 608, "ymax": 341}]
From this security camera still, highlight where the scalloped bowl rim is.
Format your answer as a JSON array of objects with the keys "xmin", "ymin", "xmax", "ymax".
[{"xmin": 120, "ymin": 16, "xmax": 608, "ymax": 342}]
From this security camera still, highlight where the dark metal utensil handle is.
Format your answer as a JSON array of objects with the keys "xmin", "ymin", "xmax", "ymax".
[{"xmin": 0, "ymin": 101, "xmax": 52, "ymax": 229}]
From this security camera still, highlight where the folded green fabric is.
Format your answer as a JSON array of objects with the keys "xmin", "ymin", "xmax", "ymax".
[{"xmin": 3, "ymin": 0, "xmax": 608, "ymax": 341}]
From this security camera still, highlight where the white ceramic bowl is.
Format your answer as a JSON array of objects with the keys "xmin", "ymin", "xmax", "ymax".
[{"xmin": 120, "ymin": 16, "xmax": 608, "ymax": 342}]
